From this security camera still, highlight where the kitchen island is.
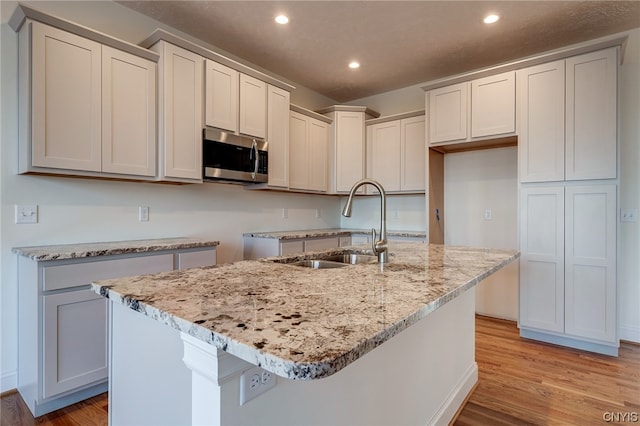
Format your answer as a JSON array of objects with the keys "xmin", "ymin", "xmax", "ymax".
[{"xmin": 93, "ymin": 242, "xmax": 518, "ymax": 426}]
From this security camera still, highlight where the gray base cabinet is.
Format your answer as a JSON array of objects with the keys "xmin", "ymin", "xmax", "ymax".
[{"xmin": 16, "ymin": 245, "xmax": 217, "ymax": 417}]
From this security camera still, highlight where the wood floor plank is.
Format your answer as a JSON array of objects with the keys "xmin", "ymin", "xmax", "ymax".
[{"xmin": 2, "ymin": 316, "xmax": 638, "ymax": 425}]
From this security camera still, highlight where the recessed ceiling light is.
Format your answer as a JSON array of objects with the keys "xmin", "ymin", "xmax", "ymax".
[
  {"xmin": 484, "ymin": 14, "xmax": 500, "ymax": 24},
  {"xmin": 275, "ymin": 15, "xmax": 289, "ymax": 25},
  {"xmin": 348, "ymin": 61, "xmax": 360, "ymax": 69}
]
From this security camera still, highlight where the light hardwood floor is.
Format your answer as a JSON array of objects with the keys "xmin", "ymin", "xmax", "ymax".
[{"xmin": 2, "ymin": 316, "xmax": 638, "ymax": 426}]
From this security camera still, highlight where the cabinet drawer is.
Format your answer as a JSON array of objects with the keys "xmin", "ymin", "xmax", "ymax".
[
  {"xmin": 304, "ymin": 237, "xmax": 339, "ymax": 252},
  {"xmin": 177, "ymin": 249, "xmax": 217, "ymax": 270},
  {"xmin": 42, "ymin": 254, "xmax": 174, "ymax": 291}
]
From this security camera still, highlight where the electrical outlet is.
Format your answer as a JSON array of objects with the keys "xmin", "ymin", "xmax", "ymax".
[
  {"xmin": 484, "ymin": 209, "xmax": 492, "ymax": 221},
  {"xmin": 240, "ymin": 366, "xmax": 276, "ymax": 405},
  {"xmin": 282, "ymin": 208, "xmax": 288, "ymax": 219},
  {"xmin": 15, "ymin": 205, "xmax": 38, "ymax": 224},
  {"xmin": 315, "ymin": 208, "xmax": 321, "ymax": 219},
  {"xmin": 139, "ymin": 206, "xmax": 149, "ymax": 222},
  {"xmin": 393, "ymin": 210, "xmax": 400, "ymax": 219},
  {"xmin": 621, "ymin": 208, "xmax": 638, "ymax": 223}
]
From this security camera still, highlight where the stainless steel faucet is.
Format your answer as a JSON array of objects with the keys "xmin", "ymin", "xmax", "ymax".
[{"xmin": 342, "ymin": 179, "xmax": 389, "ymax": 263}]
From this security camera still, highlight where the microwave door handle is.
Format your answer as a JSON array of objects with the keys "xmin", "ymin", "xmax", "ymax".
[{"xmin": 251, "ymin": 140, "xmax": 258, "ymax": 180}]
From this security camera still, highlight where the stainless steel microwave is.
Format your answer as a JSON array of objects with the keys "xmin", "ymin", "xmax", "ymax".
[{"xmin": 202, "ymin": 128, "xmax": 268, "ymax": 184}]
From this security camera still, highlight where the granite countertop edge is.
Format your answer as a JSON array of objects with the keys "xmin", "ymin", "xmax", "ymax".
[{"xmin": 13, "ymin": 237, "xmax": 220, "ymax": 261}]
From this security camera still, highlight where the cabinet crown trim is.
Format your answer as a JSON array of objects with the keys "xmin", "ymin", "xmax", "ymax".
[
  {"xmin": 421, "ymin": 33, "xmax": 626, "ymax": 92},
  {"xmin": 366, "ymin": 110, "xmax": 425, "ymax": 126},
  {"xmin": 290, "ymin": 104, "xmax": 333, "ymax": 123},
  {"xmin": 316, "ymin": 105, "xmax": 380, "ymax": 118},
  {"xmin": 141, "ymin": 28, "xmax": 295, "ymax": 92},
  {"xmin": 9, "ymin": 4, "xmax": 160, "ymax": 62}
]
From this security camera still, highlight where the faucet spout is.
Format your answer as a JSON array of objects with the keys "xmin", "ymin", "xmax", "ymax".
[{"xmin": 341, "ymin": 179, "xmax": 388, "ymax": 263}]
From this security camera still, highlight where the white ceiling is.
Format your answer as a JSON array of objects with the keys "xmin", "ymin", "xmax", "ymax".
[{"xmin": 117, "ymin": 1, "xmax": 640, "ymax": 103}]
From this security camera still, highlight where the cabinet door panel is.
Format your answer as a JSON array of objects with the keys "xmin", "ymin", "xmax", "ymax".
[
  {"xmin": 335, "ymin": 112, "xmax": 365, "ymax": 192},
  {"xmin": 519, "ymin": 186, "xmax": 564, "ymax": 333},
  {"xmin": 471, "ymin": 71, "xmax": 515, "ymax": 138},
  {"xmin": 289, "ymin": 111, "xmax": 309, "ymax": 190},
  {"xmin": 308, "ymin": 119, "xmax": 329, "ymax": 192},
  {"xmin": 428, "ymin": 82, "xmax": 468, "ymax": 144},
  {"xmin": 304, "ymin": 237, "xmax": 340, "ymax": 252},
  {"xmin": 43, "ymin": 290, "xmax": 108, "ymax": 398},
  {"xmin": 280, "ymin": 240, "xmax": 304, "ymax": 256},
  {"xmin": 239, "ymin": 74, "xmax": 266, "ymax": 138},
  {"xmin": 565, "ymin": 185, "xmax": 616, "ymax": 342},
  {"xmin": 565, "ymin": 48, "xmax": 617, "ymax": 180},
  {"xmin": 369, "ymin": 121, "xmax": 401, "ymax": 191},
  {"xmin": 31, "ymin": 23, "xmax": 102, "ymax": 171},
  {"xmin": 267, "ymin": 85, "xmax": 290, "ymax": 188},
  {"xmin": 517, "ymin": 60, "xmax": 565, "ymax": 183},
  {"xmin": 400, "ymin": 116, "xmax": 426, "ymax": 191},
  {"xmin": 158, "ymin": 43, "xmax": 203, "ymax": 180},
  {"xmin": 102, "ymin": 46, "xmax": 156, "ymax": 176},
  {"xmin": 205, "ymin": 60, "xmax": 238, "ymax": 132}
]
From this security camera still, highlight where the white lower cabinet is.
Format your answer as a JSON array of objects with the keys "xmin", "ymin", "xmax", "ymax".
[
  {"xmin": 244, "ymin": 236, "xmax": 343, "ymax": 259},
  {"xmin": 17, "ymin": 246, "xmax": 217, "ymax": 417},
  {"xmin": 519, "ymin": 184, "xmax": 617, "ymax": 355}
]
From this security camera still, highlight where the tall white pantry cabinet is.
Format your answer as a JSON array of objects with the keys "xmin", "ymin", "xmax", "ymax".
[{"xmin": 517, "ymin": 47, "xmax": 619, "ymax": 356}]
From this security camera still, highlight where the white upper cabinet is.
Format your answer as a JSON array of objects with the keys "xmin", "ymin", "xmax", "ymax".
[
  {"xmin": 22, "ymin": 21, "xmax": 157, "ymax": 179},
  {"xmin": 267, "ymin": 85, "xmax": 290, "ymax": 188},
  {"xmin": 205, "ymin": 60, "xmax": 238, "ymax": 133},
  {"xmin": 239, "ymin": 74, "xmax": 267, "ymax": 138},
  {"xmin": 330, "ymin": 110, "xmax": 366, "ymax": 193},
  {"xmin": 153, "ymin": 41, "xmax": 204, "ymax": 182},
  {"xmin": 518, "ymin": 48, "xmax": 618, "ymax": 183},
  {"xmin": 400, "ymin": 115, "xmax": 426, "ymax": 192},
  {"xmin": 289, "ymin": 109, "xmax": 328, "ymax": 192},
  {"xmin": 565, "ymin": 48, "xmax": 617, "ymax": 181},
  {"xmin": 471, "ymin": 71, "xmax": 515, "ymax": 138},
  {"xmin": 518, "ymin": 60, "xmax": 566, "ymax": 183},
  {"xmin": 101, "ymin": 46, "xmax": 157, "ymax": 177},
  {"xmin": 427, "ymin": 71, "xmax": 515, "ymax": 146},
  {"xmin": 428, "ymin": 82, "xmax": 468, "ymax": 144},
  {"xmin": 368, "ymin": 120, "xmax": 401, "ymax": 191},
  {"xmin": 30, "ymin": 23, "xmax": 102, "ymax": 172},
  {"xmin": 205, "ymin": 62, "xmax": 269, "ymax": 139},
  {"xmin": 366, "ymin": 113, "xmax": 425, "ymax": 193}
]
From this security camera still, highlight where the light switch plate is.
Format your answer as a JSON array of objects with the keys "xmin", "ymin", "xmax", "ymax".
[
  {"xmin": 15, "ymin": 205, "xmax": 38, "ymax": 224},
  {"xmin": 621, "ymin": 208, "xmax": 638, "ymax": 223}
]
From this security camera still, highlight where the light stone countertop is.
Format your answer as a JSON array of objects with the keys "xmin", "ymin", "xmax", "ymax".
[
  {"xmin": 13, "ymin": 237, "xmax": 220, "ymax": 261},
  {"xmin": 92, "ymin": 242, "xmax": 518, "ymax": 381},
  {"xmin": 243, "ymin": 228, "xmax": 426, "ymax": 239}
]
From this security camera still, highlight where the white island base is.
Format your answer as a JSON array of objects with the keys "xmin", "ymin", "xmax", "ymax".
[{"xmin": 108, "ymin": 288, "xmax": 477, "ymax": 426}]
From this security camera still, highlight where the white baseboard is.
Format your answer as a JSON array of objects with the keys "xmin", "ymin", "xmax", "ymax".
[
  {"xmin": 1, "ymin": 370, "xmax": 17, "ymax": 394},
  {"xmin": 428, "ymin": 362, "xmax": 479, "ymax": 426},
  {"xmin": 620, "ymin": 324, "xmax": 640, "ymax": 343}
]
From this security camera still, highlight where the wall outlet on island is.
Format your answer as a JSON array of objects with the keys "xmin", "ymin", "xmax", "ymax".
[{"xmin": 240, "ymin": 366, "xmax": 277, "ymax": 405}]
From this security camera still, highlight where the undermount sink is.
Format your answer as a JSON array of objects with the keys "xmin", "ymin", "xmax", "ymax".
[{"xmin": 288, "ymin": 253, "xmax": 378, "ymax": 269}]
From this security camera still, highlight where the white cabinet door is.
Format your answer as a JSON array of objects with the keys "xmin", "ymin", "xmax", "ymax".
[
  {"xmin": 31, "ymin": 22, "xmax": 102, "ymax": 172},
  {"xmin": 43, "ymin": 289, "xmax": 108, "ymax": 398},
  {"xmin": 289, "ymin": 110, "xmax": 309, "ymax": 190},
  {"xmin": 519, "ymin": 186, "xmax": 565, "ymax": 333},
  {"xmin": 280, "ymin": 240, "xmax": 304, "ymax": 256},
  {"xmin": 400, "ymin": 115, "xmax": 426, "ymax": 191},
  {"xmin": 428, "ymin": 82, "xmax": 468, "ymax": 144},
  {"xmin": 177, "ymin": 249, "xmax": 217, "ymax": 270},
  {"xmin": 564, "ymin": 185, "xmax": 616, "ymax": 343},
  {"xmin": 308, "ymin": 119, "xmax": 329, "ymax": 192},
  {"xmin": 471, "ymin": 71, "xmax": 515, "ymax": 138},
  {"xmin": 154, "ymin": 42, "xmax": 203, "ymax": 181},
  {"xmin": 517, "ymin": 60, "xmax": 566, "ymax": 183},
  {"xmin": 565, "ymin": 48, "xmax": 617, "ymax": 180},
  {"xmin": 333, "ymin": 111, "xmax": 365, "ymax": 193},
  {"xmin": 239, "ymin": 74, "xmax": 266, "ymax": 138},
  {"xmin": 267, "ymin": 85, "xmax": 290, "ymax": 188},
  {"xmin": 368, "ymin": 121, "xmax": 401, "ymax": 191},
  {"xmin": 101, "ymin": 46, "xmax": 156, "ymax": 176},
  {"xmin": 205, "ymin": 60, "xmax": 238, "ymax": 133}
]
